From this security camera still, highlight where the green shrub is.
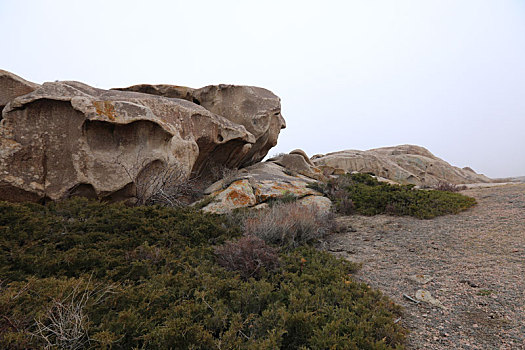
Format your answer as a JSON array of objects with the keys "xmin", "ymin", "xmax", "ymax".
[
  {"xmin": 266, "ymin": 191, "xmax": 299, "ymax": 207},
  {"xmin": 0, "ymin": 198, "xmax": 406, "ymax": 349},
  {"xmin": 311, "ymin": 173, "xmax": 476, "ymax": 219}
]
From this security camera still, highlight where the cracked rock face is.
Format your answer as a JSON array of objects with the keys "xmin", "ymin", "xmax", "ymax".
[{"xmin": 0, "ymin": 74, "xmax": 281, "ymax": 203}]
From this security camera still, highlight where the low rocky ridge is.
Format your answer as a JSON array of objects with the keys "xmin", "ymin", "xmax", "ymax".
[
  {"xmin": 199, "ymin": 146, "xmax": 492, "ymax": 213},
  {"xmin": 493, "ymin": 175, "xmax": 525, "ymax": 183},
  {"xmin": 0, "ymin": 71, "xmax": 284, "ymax": 203},
  {"xmin": 312, "ymin": 144, "xmax": 491, "ymax": 186}
]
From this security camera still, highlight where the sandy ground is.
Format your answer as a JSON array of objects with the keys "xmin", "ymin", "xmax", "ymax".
[{"xmin": 322, "ymin": 184, "xmax": 525, "ymax": 349}]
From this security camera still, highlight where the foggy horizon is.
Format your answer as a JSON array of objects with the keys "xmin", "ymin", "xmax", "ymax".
[{"xmin": 2, "ymin": 0, "xmax": 524, "ymax": 178}]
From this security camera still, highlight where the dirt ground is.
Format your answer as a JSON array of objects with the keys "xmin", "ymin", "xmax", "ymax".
[{"xmin": 322, "ymin": 184, "xmax": 525, "ymax": 349}]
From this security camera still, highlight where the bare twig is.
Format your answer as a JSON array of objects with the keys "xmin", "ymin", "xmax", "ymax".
[{"xmin": 31, "ymin": 277, "xmax": 118, "ymax": 350}]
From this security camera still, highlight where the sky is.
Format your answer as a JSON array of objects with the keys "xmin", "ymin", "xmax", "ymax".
[{"xmin": 1, "ymin": 0, "xmax": 524, "ymax": 178}]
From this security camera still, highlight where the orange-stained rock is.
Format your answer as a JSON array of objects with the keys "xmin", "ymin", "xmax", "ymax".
[
  {"xmin": 202, "ymin": 179, "xmax": 256, "ymax": 213},
  {"xmin": 200, "ymin": 161, "xmax": 330, "ymax": 213},
  {"xmin": 252, "ymin": 179, "xmax": 320, "ymax": 202}
]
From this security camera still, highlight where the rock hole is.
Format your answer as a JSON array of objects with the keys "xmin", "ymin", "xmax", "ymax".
[
  {"xmin": 192, "ymin": 98, "xmax": 201, "ymax": 105},
  {"xmin": 67, "ymin": 183, "xmax": 97, "ymax": 199}
]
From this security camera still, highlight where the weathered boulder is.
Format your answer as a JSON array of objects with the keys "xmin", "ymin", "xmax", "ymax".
[
  {"xmin": 0, "ymin": 70, "xmax": 39, "ymax": 112},
  {"xmin": 200, "ymin": 151, "xmax": 331, "ymax": 213},
  {"xmin": 273, "ymin": 153, "xmax": 325, "ymax": 181},
  {"xmin": 297, "ymin": 195, "xmax": 332, "ymax": 214},
  {"xmin": 114, "ymin": 83, "xmax": 286, "ymax": 169},
  {"xmin": 0, "ymin": 79, "xmax": 259, "ymax": 202},
  {"xmin": 312, "ymin": 145, "xmax": 491, "ymax": 186}
]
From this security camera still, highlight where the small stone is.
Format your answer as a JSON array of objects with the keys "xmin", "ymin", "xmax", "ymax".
[
  {"xmin": 409, "ymin": 274, "xmax": 434, "ymax": 284},
  {"xmin": 415, "ymin": 289, "xmax": 446, "ymax": 309}
]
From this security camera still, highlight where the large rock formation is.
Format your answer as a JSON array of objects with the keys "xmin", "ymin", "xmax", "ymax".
[
  {"xmin": 312, "ymin": 145, "xmax": 491, "ymax": 186},
  {"xmin": 0, "ymin": 73, "xmax": 284, "ymax": 203},
  {"xmin": 114, "ymin": 83, "xmax": 286, "ymax": 170}
]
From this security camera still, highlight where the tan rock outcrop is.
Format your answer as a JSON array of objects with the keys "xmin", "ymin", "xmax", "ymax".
[
  {"xmin": 114, "ymin": 83, "xmax": 286, "ymax": 169},
  {"xmin": 0, "ymin": 79, "xmax": 259, "ymax": 202},
  {"xmin": 312, "ymin": 145, "xmax": 491, "ymax": 186}
]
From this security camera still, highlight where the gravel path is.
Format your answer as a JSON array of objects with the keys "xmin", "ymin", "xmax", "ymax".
[{"xmin": 322, "ymin": 184, "xmax": 525, "ymax": 349}]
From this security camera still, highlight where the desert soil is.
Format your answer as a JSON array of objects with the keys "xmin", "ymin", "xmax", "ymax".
[{"xmin": 322, "ymin": 184, "xmax": 525, "ymax": 349}]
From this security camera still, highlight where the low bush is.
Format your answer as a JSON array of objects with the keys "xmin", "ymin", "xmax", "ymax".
[
  {"xmin": 433, "ymin": 181, "xmax": 467, "ymax": 192},
  {"xmin": 266, "ymin": 191, "xmax": 299, "ymax": 207},
  {"xmin": 311, "ymin": 173, "xmax": 476, "ymax": 219},
  {"xmin": 0, "ymin": 198, "xmax": 406, "ymax": 349},
  {"xmin": 243, "ymin": 202, "xmax": 336, "ymax": 248},
  {"xmin": 215, "ymin": 236, "xmax": 279, "ymax": 280}
]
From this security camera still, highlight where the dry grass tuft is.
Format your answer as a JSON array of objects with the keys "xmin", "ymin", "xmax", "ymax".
[{"xmin": 242, "ymin": 202, "xmax": 335, "ymax": 248}]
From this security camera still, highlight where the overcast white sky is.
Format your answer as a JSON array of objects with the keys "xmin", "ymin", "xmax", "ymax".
[{"xmin": 1, "ymin": 0, "xmax": 524, "ymax": 177}]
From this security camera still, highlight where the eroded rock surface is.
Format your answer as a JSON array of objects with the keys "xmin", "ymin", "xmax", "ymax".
[
  {"xmin": 114, "ymin": 83, "xmax": 286, "ymax": 169},
  {"xmin": 0, "ymin": 79, "xmax": 263, "ymax": 202},
  {"xmin": 312, "ymin": 145, "xmax": 491, "ymax": 186}
]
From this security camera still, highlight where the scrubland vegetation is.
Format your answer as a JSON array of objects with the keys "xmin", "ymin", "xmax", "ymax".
[
  {"xmin": 310, "ymin": 173, "xmax": 476, "ymax": 219},
  {"xmin": 1, "ymin": 198, "xmax": 406, "ymax": 349},
  {"xmin": 0, "ymin": 173, "xmax": 477, "ymax": 348}
]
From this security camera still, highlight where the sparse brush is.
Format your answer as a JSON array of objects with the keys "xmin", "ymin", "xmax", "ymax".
[
  {"xmin": 266, "ymin": 191, "xmax": 298, "ymax": 207},
  {"xmin": 207, "ymin": 163, "xmax": 240, "ymax": 188},
  {"xmin": 32, "ymin": 277, "xmax": 117, "ymax": 350},
  {"xmin": 242, "ymin": 202, "xmax": 335, "ymax": 248},
  {"xmin": 215, "ymin": 236, "xmax": 279, "ymax": 280},
  {"xmin": 433, "ymin": 181, "xmax": 467, "ymax": 192},
  {"xmin": 118, "ymin": 159, "xmax": 202, "ymax": 207}
]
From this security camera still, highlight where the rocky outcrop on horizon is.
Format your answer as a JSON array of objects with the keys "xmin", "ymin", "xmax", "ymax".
[
  {"xmin": 312, "ymin": 145, "xmax": 491, "ymax": 186},
  {"xmin": 492, "ymin": 176, "xmax": 525, "ymax": 183},
  {"xmin": 0, "ymin": 71, "xmax": 284, "ymax": 202}
]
